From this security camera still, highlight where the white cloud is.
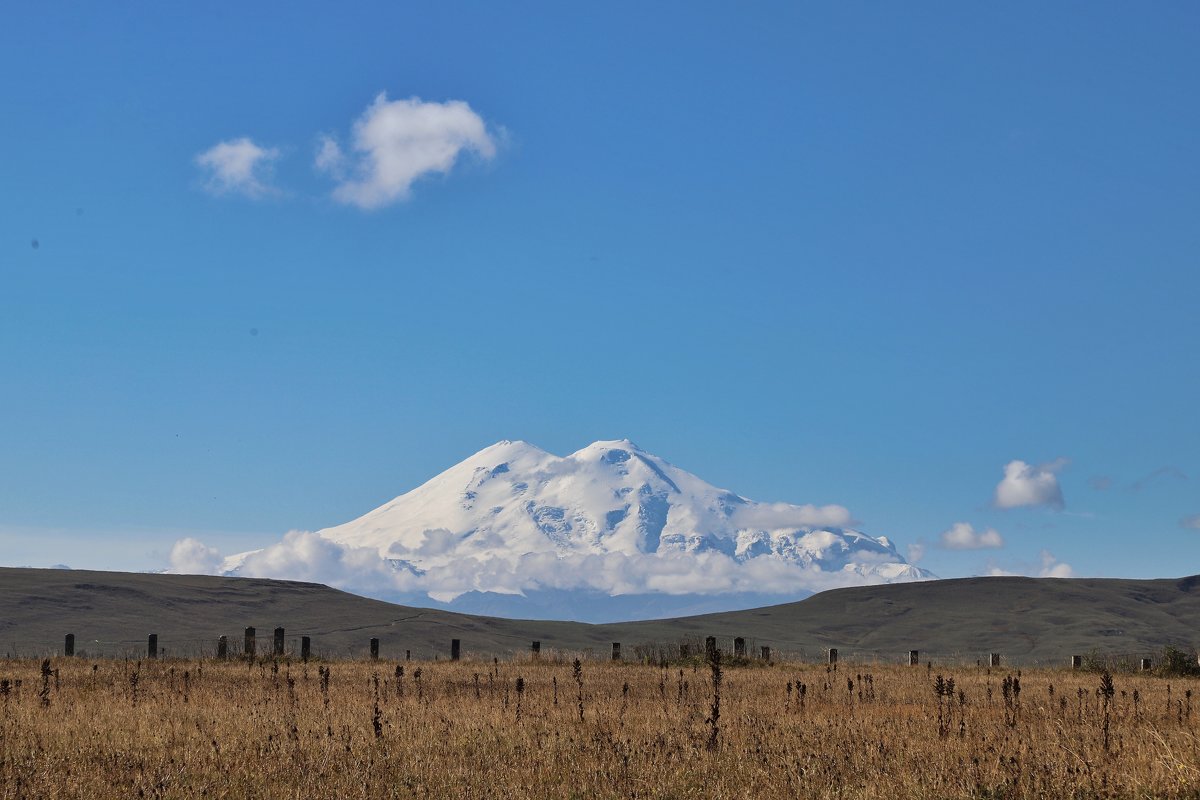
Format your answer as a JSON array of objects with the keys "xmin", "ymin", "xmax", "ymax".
[
  {"xmin": 414, "ymin": 528, "xmax": 459, "ymax": 557},
  {"xmin": 171, "ymin": 526, "xmax": 923, "ymax": 604},
  {"xmin": 195, "ymin": 137, "xmax": 281, "ymax": 197},
  {"xmin": 994, "ymin": 458, "xmax": 1067, "ymax": 510},
  {"xmin": 729, "ymin": 502, "xmax": 853, "ymax": 530},
  {"xmin": 321, "ymin": 93, "xmax": 497, "ymax": 209},
  {"xmin": 169, "ymin": 537, "xmax": 224, "ymax": 574},
  {"xmin": 1180, "ymin": 514, "xmax": 1200, "ymax": 530},
  {"xmin": 314, "ymin": 135, "xmax": 345, "ymax": 177},
  {"xmin": 906, "ymin": 542, "xmax": 926, "ymax": 563},
  {"xmin": 983, "ymin": 549, "xmax": 1074, "ymax": 578},
  {"xmin": 1038, "ymin": 549, "xmax": 1074, "ymax": 578},
  {"xmin": 231, "ymin": 530, "xmax": 406, "ymax": 592},
  {"xmin": 939, "ymin": 522, "xmax": 1004, "ymax": 550}
]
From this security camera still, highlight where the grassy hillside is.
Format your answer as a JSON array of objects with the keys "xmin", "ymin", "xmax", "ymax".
[{"xmin": 2, "ymin": 567, "xmax": 1197, "ymax": 665}]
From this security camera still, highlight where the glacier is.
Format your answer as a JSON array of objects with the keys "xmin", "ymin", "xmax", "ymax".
[{"xmin": 201, "ymin": 439, "xmax": 933, "ymax": 621}]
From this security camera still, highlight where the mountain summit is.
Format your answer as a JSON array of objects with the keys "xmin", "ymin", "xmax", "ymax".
[{"xmin": 212, "ymin": 439, "xmax": 932, "ymax": 621}]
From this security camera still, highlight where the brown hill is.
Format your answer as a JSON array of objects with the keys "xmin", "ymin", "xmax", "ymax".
[{"xmin": 2, "ymin": 567, "xmax": 1197, "ymax": 665}]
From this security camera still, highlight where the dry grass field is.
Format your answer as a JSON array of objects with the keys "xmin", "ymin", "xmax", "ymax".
[{"xmin": 3, "ymin": 652, "xmax": 1200, "ymax": 799}]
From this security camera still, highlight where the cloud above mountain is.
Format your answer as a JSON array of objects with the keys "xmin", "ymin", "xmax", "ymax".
[{"xmin": 994, "ymin": 458, "xmax": 1067, "ymax": 510}]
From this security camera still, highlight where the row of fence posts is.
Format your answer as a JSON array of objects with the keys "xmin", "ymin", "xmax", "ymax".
[
  {"xmin": 58, "ymin": 628, "xmax": 431, "ymax": 662},
  {"xmin": 1065, "ymin": 654, "xmax": 1154, "ymax": 671},
  {"xmin": 54, "ymin": 632, "xmax": 1160, "ymax": 671}
]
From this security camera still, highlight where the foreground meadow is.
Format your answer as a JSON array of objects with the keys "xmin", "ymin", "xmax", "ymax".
[{"xmin": 1, "ymin": 654, "xmax": 1199, "ymax": 798}]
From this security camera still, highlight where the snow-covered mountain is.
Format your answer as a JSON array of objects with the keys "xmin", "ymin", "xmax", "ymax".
[{"xmin": 205, "ymin": 439, "xmax": 932, "ymax": 621}]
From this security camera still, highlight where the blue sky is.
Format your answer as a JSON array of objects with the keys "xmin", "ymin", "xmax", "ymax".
[{"xmin": 1, "ymin": 3, "xmax": 1197, "ymax": 582}]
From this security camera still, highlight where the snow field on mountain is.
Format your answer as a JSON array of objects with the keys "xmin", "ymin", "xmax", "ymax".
[{"xmin": 171, "ymin": 439, "xmax": 931, "ymax": 619}]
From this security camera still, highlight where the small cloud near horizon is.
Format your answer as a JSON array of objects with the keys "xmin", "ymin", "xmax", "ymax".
[
  {"xmin": 1181, "ymin": 514, "xmax": 1200, "ymax": 530},
  {"xmin": 985, "ymin": 549, "xmax": 1074, "ymax": 578},
  {"xmin": 939, "ymin": 522, "xmax": 1004, "ymax": 550},
  {"xmin": 195, "ymin": 137, "xmax": 281, "ymax": 197},
  {"xmin": 1038, "ymin": 549, "xmax": 1075, "ymax": 578},
  {"xmin": 169, "ymin": 537, "xmax": 224, "ymax": 574},
  {"xmin": 994, "ymin": 458, "xmax": 1067, "ymax": 510}
]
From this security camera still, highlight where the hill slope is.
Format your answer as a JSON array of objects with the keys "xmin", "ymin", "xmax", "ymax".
[{"xmin": 4, "ymin": 567, "xmax": 1198, "ymax": 664}]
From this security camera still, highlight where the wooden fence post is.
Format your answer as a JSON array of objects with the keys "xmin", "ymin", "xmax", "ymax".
[
  {"xmin": 405, "ymin": 650, "xmax": 411, "ymax": 662},
  {"xmin": 531, "ymin": 641, "xmax": 540, "ymax": 660},
  {"xmin": 989, "ymin": 653, "xmax": 1001, "ymax": 667},
  {"xmin": 1141, "ymin": 658, "xmax": 1152, "ymax": 671},
  {"xmin": 1071, "ymin": 655, "xmax": 1082, "ymax": 669},
  {"xmin": 828, "ymin": 648, "xmax": 838, "ymax": 665},
  {"xmin": 734, "ymin": 637, "xmax": 746, "ymax": 658},
  {"xmin": 370, "ymin": 638, "xmax": 379, "ymax": 660},
  {"xmin": 612, "ymin": 642, "xmax": 621, "ymax": 661},
  {"xmin": 148, "ymin": 633, "xmax": 158, "ymax": 660},
  {"xmin": 760, "ymin": 646, "xmax": 771, "ymax": 661},
  {"xmin": 451, "ymin": 639, "xmax": 461, "ymax": 661},
  {"xmin": 64, "ymin": 634, "xmax": 74, "ymax": 657},
  {"xmin": 301, "ymin": 636, "xmax": 311, "ymax": 662},
  {"xmin": 705, "ymin": 636, "xmax": 717, "ymax": 660},
  {"xmin": 245, "ymin": 627, "xmax": 256, "ymax": 658},
  {"xmin": 273, "ymin": 627, "xmax": 285, "ymax": 657},
  {"xmin": 217, "ymin": 635, "xmax": 228, "ymax": 660}
]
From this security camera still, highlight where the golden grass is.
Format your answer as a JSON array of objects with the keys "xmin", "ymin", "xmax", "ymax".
[{"xmin": 2, "ymin": 654, "xmax": 1200, "ymax": 798}]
